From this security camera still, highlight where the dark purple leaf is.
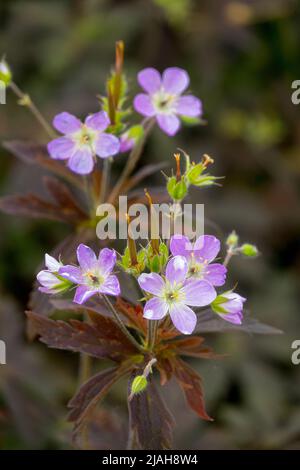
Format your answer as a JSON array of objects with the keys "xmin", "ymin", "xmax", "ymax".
[
  {"xmin": 128, "ymin": 373, "xmax": 175, "ymax": 450},
  {"xmin": 68, "ymin": 366, "xmax": 129, "ymax": 432},
  {"xmin": 196, "ymin": 309, "xmax": 283, "ymax": 335},
  {"xmin": 173, "ymin": 358, "xmax": 212, "ymax": 421},
  {"xmin": 26, "ymin": 311, "xmax": 137, "ymax": 362}
]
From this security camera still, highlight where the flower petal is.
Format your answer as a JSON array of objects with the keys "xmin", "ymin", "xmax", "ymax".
[
  {"xmin": 85, "ymin": 111, "xmax": 110, "ymax": 131},
  {"xmin": 194, "ymin": 235, "xmax": 221, "ymax": 263},
  {"xmin": 37, "ymin": 270, "xmax": 59, "ymax": 288},
  {"xmin": 156, "ymin": 114, "xmax": 180, "ymax": 136},
  {"xmin": 170, "ymin": 235, "xmax": 193, "ymax": 258},
  {"xmin": 47, "ymin": 137, "xmax": 75, "ymax": 160},
  {"xmin": 219, "ymin": 311, "xmax": 243, "ymax": 325},
  {"xmin": 162, "ymin": 67, "xmax": 189, "ymax": 95},
  {"xmin": 77, "ymin": 244, "xmax": 97, "ymax": 270},
  {"xmin": 166, "ymin": 256, "xmax": 188, "ymax": 285},
  {"xmin": 98, "ymin": 248, "xmax": 117, "ymax": 276},
  {"xmin": 143, "ymin": 297, "xmax": 168, "ymax": 320},
  {"xmin": 169, "ymin": 303, "xmax": 197, "ymax": 335},
  {"xmin": 176, "ymin": 96, "xmax": 202, "ymax": 117},
  {"xmin": 98, "ymin": 275, "xmax": 120, "ymax": 296},
  {"xmin": 138, "ymin": 68, "xmax": 161, "ymax": 94},
  {"xmin": 53, "ymin": 112, "xmax": 81, "ymax": 134},
  {"xmin": 58, "ymin": 265, "xmax": 82, "ymax": 283},
  {"xmin": 68, "ymin": 147, "xmax": 94, "ymax": 174},
  {"xmin": 74, "ymin": 285, "xmax": 97, "ymax": 304},
  {"xmin": 134, "ymin": 94, "xmax": 156, "ymax": 117},
  {"xmin": 182, "ymin": 279, "xmax": 216, "ymax": 307},
  {"xmin": 138, "ymin": 272, "xmax": 165, "ymax": 295},
  {"xmin": 45, "ymin": 254, "xmax": 61, "ymax": 272},
  {"xmin": 204, "ymin": 263, "xmax": 227, "ymax": 286},
  {"xmin": 94, "ymin": 133, "xmax": 120, "ymax": 159}
]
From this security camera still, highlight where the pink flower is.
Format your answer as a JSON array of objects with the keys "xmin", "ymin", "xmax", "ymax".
[
  {"xmin": 134, "ymin": 67, "xmax": 202, "ymax": 136},
  {"xmin": 138, "ymin": 256, "xmax": 216, "ymax": 335},
  {"xmin": 47, "ymin": 111, "xmax": 120, "ymax": 174},
  {"xmin": 170, "ymin": 234, "xmax": 227, "ymax": 286},
  {"xmin": 58, "ymin": 244, "xmax": 120, "ymax": 304}
]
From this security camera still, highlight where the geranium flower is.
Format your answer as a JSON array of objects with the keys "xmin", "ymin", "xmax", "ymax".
[
  {"xmin": 170, "ymin": 234, "xmax": 227, "ymax": 286},
  {"xmin": 138, "ymin": 255, "xmax": 216, "ymax": 335},
  {"xmin": 211, "ymin": 291, "xmax": 246, "ymax": 325},
  {"xmin": 37, "ymin": 254, "xmax": 71, "ymax": 294},
  {"xmin": 133, "ymin": 67, "xmax": 202, "ymax": 136},
  {"xmin": 58, "ymin": 244, "xmax": 120, "ymax": 304},
  {"xmin": 47, "ymin": 111, "xmax": 120, "ymax": 174}
]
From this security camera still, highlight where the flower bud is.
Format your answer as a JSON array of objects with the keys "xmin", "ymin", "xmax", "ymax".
[
  {"xmin": 240, "ymin": 243, "xmax": 258, "ymax": 257},
  {"xmin": 226, "ymin": 230, "xmax": 239, "ymax": 248},
  {"xmin": 0, "ymin": 58, "xmax": 12, "ymax": 86},
  {"xmin": 131, "ymin": 375, "xmax": 148, "ymax": 396},
  {"xmin": 120, "ymin": 125, "xmax": 144, "ymax": 153},
  {"xmin": 167, "ymin": 175, "xmax": 187, "ymax": 201},
  {"xmin": 211, "ymin": 291, "xmax": 246, "ymax": 325}
]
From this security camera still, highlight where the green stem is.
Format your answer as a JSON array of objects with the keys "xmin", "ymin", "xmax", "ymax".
[
  {"xmin": 102, "ymin": 295, "xmax": 144, "ymax": 352},
  {"xmin": 108, "ymin": 118, "xmax": 155, "ymax": 204},
  {"xmin": 9, "ymin": 81, "xmax": 56, "ymax": 139},
  {"xmin": 147, "ymin": 319, "xmax": 159, "ymax": 350},
  {"xmin": 99, "ymin": 158, "xmax": 111, "ymax": 205}
]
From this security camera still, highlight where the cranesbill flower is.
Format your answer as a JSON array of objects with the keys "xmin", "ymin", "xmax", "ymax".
[
  {"xmin": 211, "ymin": 292, "xmax": 246, "ymax": 325},
  {"xmin": 138, "ymin": 255, "xmax": 216, "ymax": 335},
  {"xmin": 58, "ymin": 244, "xmax": 120, "ymax": 304},
  {"xmin": 47, "ymin": 111, "xmax": 120, "ymax": 175},
  {"xmin": 170, "ymin": 234, "xmax": 227, "ymax": 286},
  {"xmin": 134, "ymin": 67, "xmax": 202, "ymax": 136},
  {"xmin": 37, "ymin": 254, "xmax": 71, "ymax": 294}
]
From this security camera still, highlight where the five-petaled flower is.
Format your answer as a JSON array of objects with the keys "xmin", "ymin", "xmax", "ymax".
[
  {"xmin": 134, "ymin": 67, "xmax": 202, "ymax": 136},
  {"xmin": 58, "ymin": 244, "xmax": 120, "ymax": 304},
  {"xmin": 170, "ymin": 234, "xmax": 227, "ymax": 286},
  {"xmin": 211, "ymin": 291, "xmax": 246, "ymax": 325},
  {"xmin": 138, "ymin": 255, "xmax": 216, "ymax": 335},
  {"xmin": 47, "ymin": 111, "xmax": 120, "ymax": 174},
  {"xmin": 37, "ymin": 254, "xmax": 71, "ymax": 294}
]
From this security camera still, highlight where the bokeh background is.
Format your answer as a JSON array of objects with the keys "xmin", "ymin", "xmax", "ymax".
[{"xmin": 1, "ymin": 0, "xmax": 300, "ymax": 449}]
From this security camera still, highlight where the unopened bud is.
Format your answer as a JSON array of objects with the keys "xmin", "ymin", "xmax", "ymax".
[
  {"xmin": 0, "ymin": 58, "xmax": 12, "ymax": 86},
  {"xmin": 226, "ymin": 231, "xmax": 239, "ymax": 248},
  {"xmin": 130, "ymin": 375, "xmax": 148, "ymax": 399},
  {"xmin": 240, "ymin": 243, "xmax": 259, "ymax": 257}
]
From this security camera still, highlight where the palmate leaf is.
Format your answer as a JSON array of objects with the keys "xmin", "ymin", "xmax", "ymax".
[
  {"xmin": 0, "ymin": 177, "xmax": 87, "ymax": 224},
  {"xmin": 173, "ymin": 358, "xmax": 213, "ymax": 421},
  {"xmin": 26, "ymin": 310, "xmax": 137, "ymax": 362},
  {"xmin": 128, "ymin": 372, "xmax": 175, "ymax": 450},
  {"xmin": 3, "ymin": 140, "xmax": 83, "ymax": 188},
  {"xmin": 68, "ymin": 366, "xmax": 130, "ymax": 433},
  {"xmin": 196, "ymin": 309, "xmax": 283, "ymax": 335},
  {"xmin": 170, "ymin": 336, "xmax": 222, "ymax": 359}
]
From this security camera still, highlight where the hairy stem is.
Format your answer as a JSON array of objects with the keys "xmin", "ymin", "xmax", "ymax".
[
  {"xmin": 9, "ymin": 81, "xmax": 56, "ymax": 139},
  {"xmin": 147, "ymin": 319, "xmax": 159, "ymax": 350},
  {"xmin": 102, "ymin": 295, "xmax": 145, "ymax": 352}
]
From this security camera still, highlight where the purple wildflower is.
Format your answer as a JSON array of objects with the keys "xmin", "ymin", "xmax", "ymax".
[
  {"xmin": 133, "ymin": 67, "xmax": 202, "ymax": 136},
  {"xmin": 37, "ymin": 254, "xmax": 70, "ymax": 294},
  {"xmin": 47, "ymin": 111, "xmax": 120, "ymax": 175},
  {"xmin": 58, "ymin": 244, "xmax": 120, "ymax": 304},
  {"xmin": 211, "ymin": 292, "xmax": 246, "ymax": 325},
  {"xmin": 170, "ymin": 234, "xmax": 227, "ymax": 286},
  {"xmin": 138, "ymin": 255, "xmax": 216, "ymax": 335}
]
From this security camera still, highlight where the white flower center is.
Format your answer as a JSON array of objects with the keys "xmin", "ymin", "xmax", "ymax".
[
  {"xmin": 72, "ymin": 125, "xmax": 97, "ymax": 149},
  {"xmin": 84, "ymin": 269, "xmax": 104, "ymax": 288},
  {"xmin": 152, "ymin": 89, "xmax": 177, "ymax": 114},
  {"xmin": 162, "ymin": 281, "xmax": 185, "ymax": 306}
]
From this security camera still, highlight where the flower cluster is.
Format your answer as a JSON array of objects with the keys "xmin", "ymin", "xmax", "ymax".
[
  {"xmin": 37, "ymin": 234, "xmax": 246, "ymax": 335},
  {"xmin": 47, "ymin": 66, "xmax": 203, "ymax": 173}
]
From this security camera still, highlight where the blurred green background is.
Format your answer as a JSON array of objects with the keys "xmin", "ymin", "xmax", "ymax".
[{"xmin": 1, "ymin": 0, "xmax": 300, "ymax": 449}]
